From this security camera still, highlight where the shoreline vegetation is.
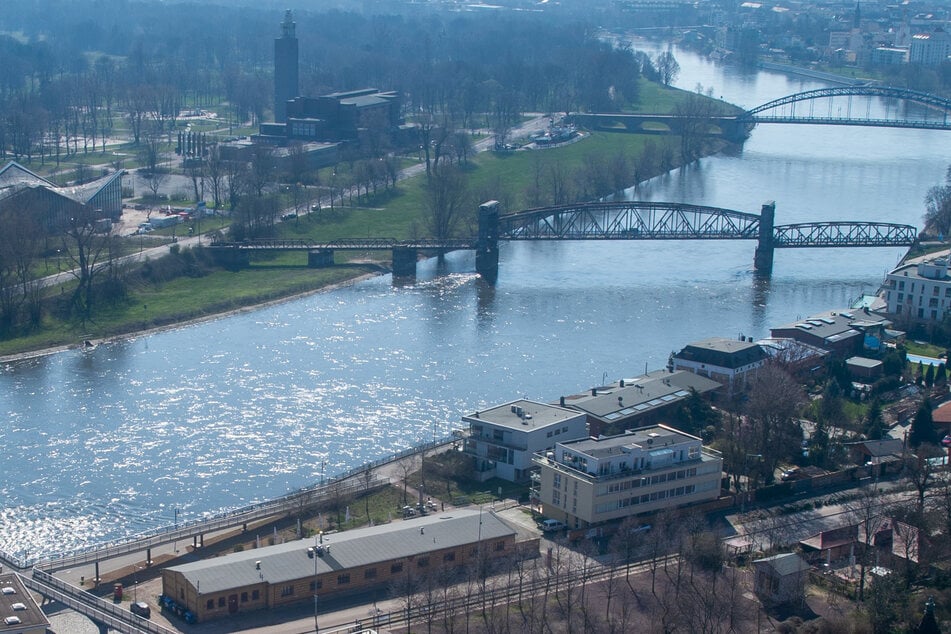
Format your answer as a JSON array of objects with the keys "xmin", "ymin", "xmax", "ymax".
[{"xmin": 0, "ymin": 82, "xmax": 737, "ymax": 363}]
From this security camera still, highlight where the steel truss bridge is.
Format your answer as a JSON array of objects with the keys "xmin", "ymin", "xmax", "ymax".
[
  {"xmin": 209, "ymin": 201, "xmax": 917, "ymax": 281},
  {"xmin": 568, "ymin": 86, "xmax": 951, "ymax": 139},
  {"xmin": 739, "ymin": 85, "xmax": 951, "ymax": 131},
  {"xmin": 497, "ymin": 202, "xmax": 917, "ymax": 248}
]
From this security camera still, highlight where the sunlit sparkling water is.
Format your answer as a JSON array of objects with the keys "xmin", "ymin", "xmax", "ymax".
[{"xmin": 2, "ymin": 44, "xmax": 950, "ymax": 562}]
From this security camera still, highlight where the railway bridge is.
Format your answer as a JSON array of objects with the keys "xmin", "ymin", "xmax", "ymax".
[{"xmin": 209, "ymin": 200, "xmax": 917, "ymax": 282}]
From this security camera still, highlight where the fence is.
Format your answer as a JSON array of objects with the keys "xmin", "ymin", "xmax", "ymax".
[{"xmin": 26, "ymin": 568, "xmax": 179, "ymax": 634}]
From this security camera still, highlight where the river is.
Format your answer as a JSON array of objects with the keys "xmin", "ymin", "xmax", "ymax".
[{"xmin": 2, "ymin": 44, "xmax": 950, "ymax": 562}]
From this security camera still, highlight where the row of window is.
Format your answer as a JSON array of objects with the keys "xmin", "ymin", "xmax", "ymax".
[
  {"xmin": 600, "ymin": 467, "xmax": 699, "ymax": 496},
  {"xmin": 595, "ymin": 484, "xmax": 697, "ymax": 514},
  {"xmin": 206, "ymin": 589, "xmax": 261, "ymax": 610}
]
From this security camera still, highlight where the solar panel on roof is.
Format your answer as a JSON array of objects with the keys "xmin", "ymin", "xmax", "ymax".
[
  {"xmin": 633, "ymin": 403, "xmax": 650, "ymax": 411},
  {"xmin": 648, "ymin": 399, "xmax": 664, "ymax": 406},
  {"xmin": 661, "ymin": 394, "xmax": 677, "ymax": 402},
  {"xmin": 674, "ymin": 390, "xmax": 689, "ymax": 397},
  {"xmin": 605, "ymin": 413, "xmax": 621, "ymax": 420},
  {"xmin": 620, "ymin": 408, "xmax": 634, "ymax": 415}
]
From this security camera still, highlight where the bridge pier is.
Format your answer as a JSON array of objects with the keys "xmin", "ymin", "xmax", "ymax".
[
  {"xmin": 754, "ymin": 201, "xmax": 776, "ymax": 275},
  {"xmin": 476, "ymin": 201, "xmax": 500, "ymax": 283},
  {"xmin": 392, "ymin": 247, "xmax": 417, "ymax": 278},
  {"xmin": 308, "ymin": 249, "xmax": 334, "ymax": 268}
]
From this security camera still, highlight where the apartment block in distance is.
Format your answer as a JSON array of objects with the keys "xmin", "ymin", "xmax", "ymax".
[{"xmin": 533, "ymin": 424, "xmax": 723, "ymax": 529}]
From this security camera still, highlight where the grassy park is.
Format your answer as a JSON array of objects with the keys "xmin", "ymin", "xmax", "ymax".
[{"xmin": 0, "ymin": 83, "xmax": 737, "ymax": 359}]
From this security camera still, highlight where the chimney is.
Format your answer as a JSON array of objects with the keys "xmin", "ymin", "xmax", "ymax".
[
  {"xmin": 620, "ymin": 379, "xmax": 625, "ymax": 387},
  {"xmin": 591, "ymin": 388, "xmax": 597, "ymax": 397},
  {"xmin": 560, "ymin": 396, "xmax": 565, "ymax": 407}
]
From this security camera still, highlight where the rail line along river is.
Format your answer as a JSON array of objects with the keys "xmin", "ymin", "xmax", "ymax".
[{"xmin": 2, "ymin": 42, "xmax": 950, "ymax": 562}]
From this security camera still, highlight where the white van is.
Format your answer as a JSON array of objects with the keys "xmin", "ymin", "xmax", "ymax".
[{"xmin": 540, "ymin": 519, "xmax": 566, "ymax": 532}]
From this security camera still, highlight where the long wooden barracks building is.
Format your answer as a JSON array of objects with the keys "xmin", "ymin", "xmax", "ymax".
[{"xmin": 161, "ymin": 509, "xmax": 528, "ymax": 623}]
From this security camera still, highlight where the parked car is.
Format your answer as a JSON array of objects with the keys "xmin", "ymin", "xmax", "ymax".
[
  {"xmin": 131, "ymin": 601, "xmax": 151, "ymax": 618},
  {"xmin": 781, "ymin": 467, "xmax": 801, "ymax": 481},
  {"xmin": 540, "ymin": 519, "xmax": 566, "ymax": 532}
]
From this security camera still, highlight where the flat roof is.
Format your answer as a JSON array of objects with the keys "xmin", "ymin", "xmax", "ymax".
[
  {"xmin": 772, "ymin": 308, "xmax": 889, "ymax": 342},
  {"xmin": 465, "ymin": 399, "xmax": 583, "ymax": 430},
  {"xmin": 675, "ymin": 337, "xmax": 768, "ymax": 369},
  {"xmin": 846, "ymin": 356, "xmax": 883, "ymax": 369},
  {"xmin": 561, "ymin": 370, "xmax": 720, "ymax": 421},
  {"xmin": 0, "ymin": 573, "xmax": 49, "ymax": 631},
  {"xmin": 560, "ymin": 424, "xmax": 700, "ymax": 460},
  {"xmin": 168, "ymin": 510, "xmax": 516, "ymax": 594}
]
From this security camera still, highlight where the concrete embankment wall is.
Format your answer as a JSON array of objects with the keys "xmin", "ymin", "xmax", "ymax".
[{"xmin": 757, "ymin": 61, "xmax": 869, "ymax": 86}]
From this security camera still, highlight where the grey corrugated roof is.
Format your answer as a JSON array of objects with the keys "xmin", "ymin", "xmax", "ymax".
[
  {"xmin": 563, "ymin": 370, "xmax": 720, "ymax": 420},
  {"xmin": 754, "ymin": 553, "xmax": 810, "ymax": 576},
  {"xmin": 169, "ymin": 510, "xmax": 515, "ymax": 594}
]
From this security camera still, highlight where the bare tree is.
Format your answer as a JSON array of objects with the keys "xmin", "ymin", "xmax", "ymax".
[
  {"xmin": 204, "ymin": 145, "xmax": 227, "ymax": 211},
  {"xmin": 0, "ymin": 204, "xmax": 42, "ymax": 333},
  {"xmin": 743, "ymin": 364, "xmax": 806, "ymax": 482},
  {"xmin": 61, "ymin": 207, "xmax": 118, "ymax": 319},
  {"xmin": 425, "ymin": 164, "xmax": 469, "ymax": 242},
  {"xmin": 655, "ymin": 50, "xmax": 681, "ymax": 87},
  {"xmin": 845, "ymin": 484, "xmax": 887, "ymax": 601},
  {"xmin": 904, "ymin": 443, "xmax": 943, "ymax": 512},
  {"xmin": 923, "ymin": 164, "xmax": 951, "ymax": 237}
]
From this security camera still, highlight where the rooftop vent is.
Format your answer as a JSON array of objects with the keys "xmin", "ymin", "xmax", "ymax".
[{"xmin": 255, "ymin": 561, "xmax": 261, "ymax": 570}]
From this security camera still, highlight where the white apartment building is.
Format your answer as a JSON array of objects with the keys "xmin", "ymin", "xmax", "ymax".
[
  {"xmin": 463, "ymin": 399, "xmax": 588, "ymax": 482},
  {"xmin": 883, "ymin": 255, "xmax": 951, "ymax": 323},
  {"xmin": 533, "ymin": 424, "xmax": 723, "ymax": 529},
  {"xmin": 910, "ymin": 30, "xmax": 951, "ymax": 66}
]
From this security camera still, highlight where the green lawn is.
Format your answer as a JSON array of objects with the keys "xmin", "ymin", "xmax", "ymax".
[{"xmin": 0, "ymin": 263, "xmax": 373, "ymax": 357}]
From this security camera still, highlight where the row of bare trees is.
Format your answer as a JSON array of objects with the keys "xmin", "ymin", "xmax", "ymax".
[{"xmin": 384, "ymin": 511, "xmax": 756, "ymax": 634}]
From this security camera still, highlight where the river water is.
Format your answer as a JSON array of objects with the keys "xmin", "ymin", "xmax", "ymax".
[{"xmin": 2, "ymin": 44, "xmax": 950, "ymax": 562}]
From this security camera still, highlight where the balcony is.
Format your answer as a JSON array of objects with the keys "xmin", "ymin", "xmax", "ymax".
[{"xmin": 532, "ymin": 446, "xmax": 721, "ymax": 483}]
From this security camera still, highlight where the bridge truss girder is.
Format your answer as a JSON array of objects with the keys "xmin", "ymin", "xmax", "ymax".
[
  {"xmin": 499, "ymin": 202, "xmax": 761, "ymax": 241},
  {"xmin": 742, "ymin": 85, "xmax": 951, "ymax": 120},
  {"xmin": 772, "ymin": 221, "xmax": 918, "ymax": 248}
]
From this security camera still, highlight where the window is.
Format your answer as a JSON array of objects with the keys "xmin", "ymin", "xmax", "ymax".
[
  {"xmin": 280, "ymin": 586, "xmax": 294, "ymax": 597},
  {"xmin": 552, "ymin": 490, "xmax": 561, "ymax": 506},
  {"xmin": 443, "ymin": 552, "xmax": 456, "ymax": 562},
  {"xmin": 553, "ymin": 473, "xmax": 562, "ymax": 489},
  {"xmin": 206, "ymin": 599, "xmax": 214, "ymax": 610},
  {"xmin": 241, "ymin": 592, "xmax": 248, "ymax": 603},
  {"xmin": 495, "ymin": 541, "xmax": 506, "ymax": 551},
  {"xmin": 391, "ymin": 563, "xmax": 403, "ymax": 574},
  {"xmin": 219, "ymin": 596, "xmax": 227, "ymax": 606},
  {"xmin": 899, "ymin": 280, "xmax": 905, "ymax": 290},
  {"xmin": 309, "ymin": 580, "xmax": 322, "ymax": 591},
  {"xmin": 337, "ymin": 574, "xmax": 351, "ymax": 585},
  {"xmin": 417, "ymin": 557, "xmax": 430, "ymax": 568},
  {"xmin": 365, "ymin": 568, "xmax": 378, "ymax": 580},
  {"xmin": 252, "ymin": 590, "xmax": 260, "ymax": 601}
]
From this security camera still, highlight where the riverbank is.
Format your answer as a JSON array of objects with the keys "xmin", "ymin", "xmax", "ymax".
[
  {"xmin": 0, "ymin": 267, "xmax": 384, "ymax": 365},
  {"xmin": 756, "ymin": 61, "xmax": 871, "ymax": 86}
]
